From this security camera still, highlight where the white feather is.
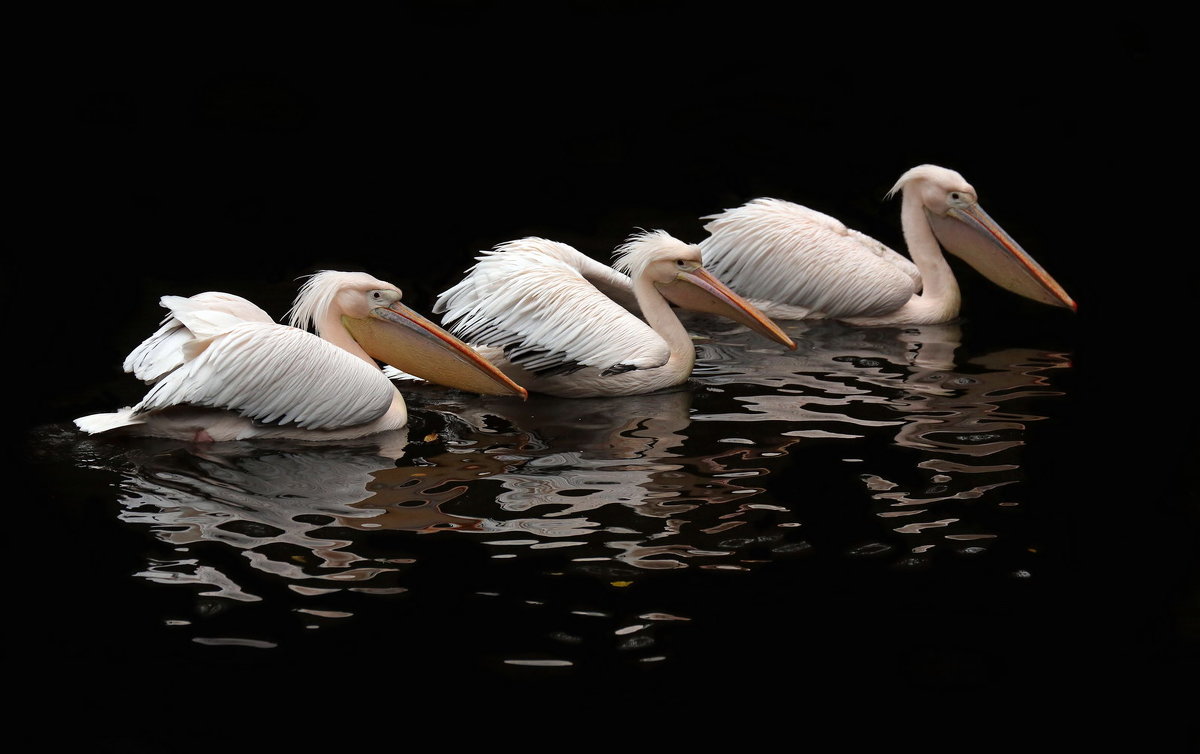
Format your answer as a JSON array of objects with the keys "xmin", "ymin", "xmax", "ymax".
[
  {"xmin": 516, "ymin": 236, "xmax": 638, "ymax": 307},
  {"xmin": 132, "ymin": 322, "xmax": 395, "ymax": 430},
  {"xmin": 74, "ymin": 407, "xmax": 143, "ymax": 434},
  {"xmin": 699, "ymin": 197, "xmax": 920, "ymax": 318},
  {"xmin": 123, "ymin": 292, "xmax": 273, "ymax": 383},
  {"xmin": 435, "ymin": 238, "xmax": 669, "ymax": 374}
]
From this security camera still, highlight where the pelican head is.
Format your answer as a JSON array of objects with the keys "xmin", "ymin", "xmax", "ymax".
[
  {"xmin": 888, "ymin": 165, "xmax": 1075, "ymax": 311},
  {"xmin": 614, "ymin": 230, "xmax": 796, "ymax": 349},
  {"xmin": 290, "ymin": 271, "xmax": 527, "ymax": 398}
]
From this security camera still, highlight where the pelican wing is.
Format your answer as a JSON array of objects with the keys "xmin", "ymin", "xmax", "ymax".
[
  {"xmin": 124, "ymin": 292, "xmax": 274, "ymax": 383},
  {"xmin": 700, "ymin": 198, "xmax": 920, "ymax": 318},
  {"xmin": 524, "ymin": 238, "xmax": 640, "ymax": 311},
  {"xmin": 435, "ymin": 246, "xmax": 668, "ymax": 375},
  {"xmin": 133, "ymin": 321, "xmax": 395, "ymax": 430}
]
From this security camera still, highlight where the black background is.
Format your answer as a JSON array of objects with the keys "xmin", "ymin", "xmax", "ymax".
[{"xmin": 13, "ymin": 5, "xmax": 1195, "ymax": 751}]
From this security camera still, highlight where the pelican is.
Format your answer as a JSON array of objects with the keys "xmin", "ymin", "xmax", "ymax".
[
  {"xmin": 75, "ymin": 271, "xmax": 527, "ymax": 442},
  {"xmin": 698, "ymin": 164, "xmax": 1076, "ymax": 325},
  {"xmin": 433, "ymin": 230, "xmax": 796, "ymax": 398}
]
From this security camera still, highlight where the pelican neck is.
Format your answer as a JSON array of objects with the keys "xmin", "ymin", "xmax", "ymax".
[
  {"xmin": 900, "ymin": 195, "xmax": 961, "ymax": 320},
  {"xmin": 633, "ymin": 276, "xmax": 695, "ymax": 371}
]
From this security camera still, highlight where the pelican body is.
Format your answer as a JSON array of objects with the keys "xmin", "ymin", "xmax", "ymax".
[
  {"xmin": 76, "ymin": 271, "xmax": 526, "ymax": 442},
  {"xmin": 434, "ymin": 230, "xmax": 795, "ymax": 398},
  {"xmin": 699, "ymin": 164, "xmax": 1076, "ymax": 325}
]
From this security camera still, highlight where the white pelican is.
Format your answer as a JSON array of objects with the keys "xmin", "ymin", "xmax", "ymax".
[
  {"xmin": 698, "ymin": 164, "xmax": 1076, "ymax": 325},
  {"xmin": 433, "ymin": 230, "xmax": 796, "ymax": 398},
  {"xmin": 75, "ymin": 271, "xmax": 527, "ymax": 442}
]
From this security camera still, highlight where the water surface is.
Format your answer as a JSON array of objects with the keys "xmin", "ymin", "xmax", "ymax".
[{"xmin": 20, "ymin": 316, "xmax": 1190, "ymax": 748}]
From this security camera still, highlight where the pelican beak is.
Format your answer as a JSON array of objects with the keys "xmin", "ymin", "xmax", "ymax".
[
  {"xmin": 930, "ymin": 204, "xmax": 1076, "ymax": 312},
  {"xmin": 342, "ymin": 303, "xmax": 528, "ymax": 398},
  {"xmin": 657, "ymin": 267, "xmax": 796, "ymax": 349}
]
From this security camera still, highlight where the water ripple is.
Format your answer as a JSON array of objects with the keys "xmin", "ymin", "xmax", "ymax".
[{"xmin": 50, "ymin": 317, "xmax": 1071, "ymax": 666}]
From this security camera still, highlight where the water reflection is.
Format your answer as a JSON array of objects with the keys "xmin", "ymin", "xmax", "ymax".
[
  {"xmin": 64, "ymin": 316, "xmax": 1069, "ymax": 657},
  {"xmin": 691, "ymin": 316, "xmax": 1069, "ymax": 556},
  {"xmin": 79, "ymin": 386, "xmax": 805, "ymax": 600},
  {"xmin": 441, "ymin": 388, "xmax": 805, "ymax": 571}
]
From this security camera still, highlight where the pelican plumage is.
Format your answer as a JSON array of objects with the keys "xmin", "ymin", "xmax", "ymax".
[
  {"xmin": 433, "ymin": 230, "xmax": 796, "ymax": 398},
  {"xmin": 699, "ymin": 164, "xmax": 1076, "ymax": 326},
  {"xmin": 75, "ymin": 271, "xmax": 527, "ymax": 442}
]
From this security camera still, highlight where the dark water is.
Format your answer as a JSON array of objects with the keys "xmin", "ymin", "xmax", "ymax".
[{"xmin": 18, "ymin": 315, "xmax": 1196, "ymax": 750}]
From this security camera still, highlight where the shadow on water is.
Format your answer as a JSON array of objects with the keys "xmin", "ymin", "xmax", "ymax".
[{"xmin": 19, "ymin": 318, "xmax": 1195, "ymax": 748}]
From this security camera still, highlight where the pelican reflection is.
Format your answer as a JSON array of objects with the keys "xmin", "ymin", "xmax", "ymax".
[
  {"xmin": 687, "ymin": 314, "xmax": 1070, "ymax": 558},
  {"xmin": 75, "ymin": 385, "xmax": 807, "ymax": 605},
  {"xmin": 432, "ymin": 388, "xmax": 806, "ymax": 570}
]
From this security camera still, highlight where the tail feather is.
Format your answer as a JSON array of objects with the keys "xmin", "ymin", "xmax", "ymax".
[{"xmin": 74, "ymin": 408, "xmax": 143, "ymax": 435}]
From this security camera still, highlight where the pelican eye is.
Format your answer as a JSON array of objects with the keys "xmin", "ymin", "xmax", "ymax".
[
  {"xmin": 948, "ymin": 190, "xmax": 975, "ymax": 207},
  {"xmin": 369, "ymin": 289, "xmax": 400, "ymax": 306}
]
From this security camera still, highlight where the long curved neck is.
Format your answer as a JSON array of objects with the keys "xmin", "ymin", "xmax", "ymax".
[
  {"xmin": 315, "ymin": 312, "xmax": 380, "ymax": 369},
  {"xmin": 633, "ymin": 276, "xmax": 695, "ymax": 370},
  {"xmin": 579, "ymin": 258, "xmax": 640, "ymax": 310},
  {"xmin": 900, "ymin": 193, "xmax": 961, "ymax": 321}
]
